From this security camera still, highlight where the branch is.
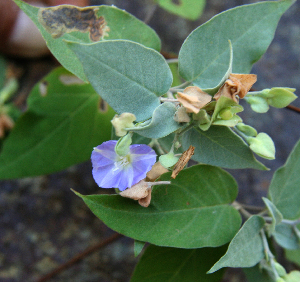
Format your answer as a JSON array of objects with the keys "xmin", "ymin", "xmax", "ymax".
[{"xmin": 37, "ymin": 233, "xmax": 123, "ymax": 282}]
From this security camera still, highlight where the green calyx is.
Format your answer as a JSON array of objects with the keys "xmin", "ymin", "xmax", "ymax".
[
  {"xmin": 159, "ymin": 152, "xmax": 179, "ymax": 168},
  {"xmin": 115, "ymin": 133, "xmax": 133, "ymax": 156}
]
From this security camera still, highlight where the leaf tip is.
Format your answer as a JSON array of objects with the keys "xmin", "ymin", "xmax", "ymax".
[{"xmin": 71, "ymin": 188, "xmax": 83, "ymax": 198}]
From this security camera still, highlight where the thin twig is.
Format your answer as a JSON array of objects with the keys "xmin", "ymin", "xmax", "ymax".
[
  {"xmin": 239, "ymin": 203, "xmax": 265, "ymax": 212},
  {"xmin": 37, "ymin": 233, "xmax": 123, "ymax": 282},
  {"xmin": 286, "ymin": 104, "xmax": 300, "ymax": 114},
  {"xmin": 264, "ymin": 216, "xmax": 300, "ymax": 226},
  {"xmin": 160, "ymin": 97, "xmax": 178, "ymax": 103},
  {"xmin": 232, "ymin": 201, "xmax": 253, "ymax": 218}
]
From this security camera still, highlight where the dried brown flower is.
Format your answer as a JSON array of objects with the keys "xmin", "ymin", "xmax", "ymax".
[
  {"xmin": 214, "ymin": 73, "xmax": 257, "ymax": 103},
  {"xmin": 177, "ymin": 86, "xmax": 212, "ymax": 114},
  {"xmin": 146, "ymin": 161, "xmax": 169, "ymax": 182}
]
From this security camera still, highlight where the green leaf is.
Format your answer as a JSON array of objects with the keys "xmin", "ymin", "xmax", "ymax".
[
  {"xmin": 0, "ymin": 67, "xmax": 114, "ymax": 179},
  {"xmin": 127, "ymin": 103, "xmax": 182, "ymax": 138},
  {"xmin": 169, "ymin": 62, "xmax": 183, "ymax": 87},
  {"xmin": 248, "ymin": 133, "xmax": 275, "ymax": 160},
  {"xmin": 13, "ymin": 0, "xmax": 161, "ymax": 81},
  {"xmin": 244, "ymin": 96, "xmax": 270, "ymax": 113},
  {"xmin": 262, "ymin": 197, "xmax": 283, "ymax": 236},
  {"xmin": 273, "ymin": 223, "xmax": 300, "ymax": 250},
  {"xmin": 285, "ymin": 249, "xmax": 300, "ymax": 267},
  {"xmin": 203, "ymin": 40, "xmax": 233, "ymax": 96},
  {"xmin": 68, "ymin": 40, "xmax": 172, "ymax": 121},
  {"xmin": 156, "ymin": 0, "xmax": 206, "ymax": 20},
  {"xmin": 75, "ymin": 164, "xmax": 241, "ymax": 248},
  {"xmin": 181, "ymin": 126, "xmax": 267, "ymax": 170},
  {"xmin": 208, "ymin": 215, "xmax": 265, "ymax": 273},
  {"xmin": 269, "ymin": 139, "xmax": 300, "ymax": 219},
  {"xmin": 134, "ymin": 240, "xmax": 146, "ymax": 257},
  {"xmin": 178, "ymin": 0, "xmax": 294, "ymax": 88},
  {"xmin": 267, "ymin": 87, "xmax": 297, "ymax": 108},
  {"xmin": 131, "ymin": 244, "xmax": 225, "ymax": 282},
  {"xmin": 243, "ymin": 264, "xmax": 274, "ymax": 282}
]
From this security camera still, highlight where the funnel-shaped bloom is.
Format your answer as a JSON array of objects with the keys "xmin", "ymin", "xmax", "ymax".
[{"xmin": 91, "ymin": 140, "xmax": 156, "ymax": 191}]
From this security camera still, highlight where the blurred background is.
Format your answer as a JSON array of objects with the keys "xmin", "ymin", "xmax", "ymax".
[{"xmin": 0, "ymin": 0, "xmax": 299, "ymax": 281}]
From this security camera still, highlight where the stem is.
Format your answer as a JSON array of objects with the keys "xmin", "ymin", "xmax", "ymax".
[
  {"xmin": 166, "ymin": 58, "xmax": 178, "ymax": 64},
  {"xmin": 0, "ymin": 78, "xmax": 18, "ymax": 104},
  {"xmin": 169, "ymin": 133, "xmax": 180, "ymax": 154},
  {"xmin": 246, "ymin": 91, "xmax": 263, "ymax": 96},
  {"xmin": 160, "ymin": 97, "xmax": 178, "ymax": 103},
  {"xmin": 150, "ymin": 139, "xmax": 166, "ymax": 155},
  {"xmin": 233, "ymin": 201, "xmax": 267, "ymax": 217},
  {"xmin": 260, "ymin": 230, "xmax": 280, "ymax": 280},
  {"xmin": 287, "ymin": 104, "xmax": 300, "ymax": 114},
  {"xmin": 264, "ymin": 217, "xmax": 300, "ymax": 226},
  {"xmin": 150, "ymin": 181, "xmax": 171, "ymax": 186},
  {"xmin": 176, "ymin": 122, "xmax": 195, "ymax": 137},
  {"xmin": 232, "ymin": 127, "xmax": 251, "ymax": 144},
  {"xmin": 239, "ymin": 203, "xmax": 265, "ymax": 212},
  {"xmin": 169, "ymin": 88, "xmax": 185, "ymax": 93},
  {"xmin": 166, "ymin": 90, "xmax": 174, "ymax": 99},
  {"xmin": 232, "ymin": 201, "xmax": 253, "ymax": 218},
  {"xmin": 169, "ymin": 81, "xmax": 191, "ymax": 92},
  {"xmin": 143, "ymin": 4, "xmax": 157, "ymax": 24}
]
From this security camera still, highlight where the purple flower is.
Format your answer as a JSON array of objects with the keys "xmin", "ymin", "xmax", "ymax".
[{"xmin": 91, "ymin": 140, "xmax": 157, "ymax": 191}]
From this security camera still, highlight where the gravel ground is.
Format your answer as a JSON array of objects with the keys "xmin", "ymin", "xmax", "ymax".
[{"xmin": 0, "ymin": 0, "xmax": 300, "ymax": 281}]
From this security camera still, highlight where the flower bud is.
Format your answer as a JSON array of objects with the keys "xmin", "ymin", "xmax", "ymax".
[
  {"xmin": 218, "ymin": 107, "xmax": 234, "ymax": 120},
  {"xmin": 111, "ymin": 112, "xmax": 136, "ymax": 137}
]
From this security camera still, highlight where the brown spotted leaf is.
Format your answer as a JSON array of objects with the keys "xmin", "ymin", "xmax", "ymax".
[{"xmin": 13, "ymin": 0, "xmax": 161, "ymax": 81}]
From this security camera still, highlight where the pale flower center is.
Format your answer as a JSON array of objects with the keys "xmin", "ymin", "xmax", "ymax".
[{"xmin": 114, "ymin": 154, "xmax": 131, "ymax": 171}]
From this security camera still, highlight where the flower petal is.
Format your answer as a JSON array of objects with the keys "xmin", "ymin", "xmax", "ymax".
[{"xmin": 91, "ymin": 141, "xmax": 156, "ymax": 190}]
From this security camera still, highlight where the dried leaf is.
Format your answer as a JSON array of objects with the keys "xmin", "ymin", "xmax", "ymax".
[{"xmin": 171, "ymin": 145, "xmax": 195, "ymax": 179}]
